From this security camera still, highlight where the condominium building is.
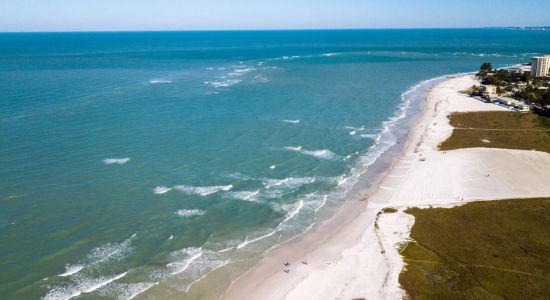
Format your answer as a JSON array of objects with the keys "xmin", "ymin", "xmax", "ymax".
[
  {"xmin": 531, "ymin": 56, "xmax": 550, "ymax": 77},
  {"xmin": 481, "ymin": 85, "xmax": 497, "ymax": 96}
]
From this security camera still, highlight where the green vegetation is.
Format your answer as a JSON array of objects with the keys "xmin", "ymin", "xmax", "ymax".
[
  {"xmin": 399, "ymin": 198, "xmax": 550, "ymax": 299},
  {"xmin": 382, "ymin": 207, "xmax": 398, "ymax": 214},
  {"xmin": 475, "ymin": 62, "xmax": 550, "ymax": 106},
  {"xmin": 459, "ymin": 85, "xmax": 477, "ymax": 95},
  {"xmin": 479, "ymin": 62, "xmax": 493, "ymax": 72},
  {"xmin": 439, "ymin": 111, "xmax": 550, "ymax": 153}
]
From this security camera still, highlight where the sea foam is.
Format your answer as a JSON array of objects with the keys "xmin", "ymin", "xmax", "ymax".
[
  {"xmin": 44, "ymin": 272, "xmax": 128, "ymax": 300},
  {"xmin": 237, "ymin": 200, "xmax": 304, "ymax": 249},
  {"xmin": 103, "ymin": 158, "xmax": 130, "ymax": 165},
  {"xmin": 59, "ymin": 265, "xmax": 84, "ymax": 277},
  {"xmin": 176, "ymin": 209, "xmax": 205, "ymax": 217},
  {"xmin": 174, "ymin": 185, "xmax": 233, "ymax": 196},
  {"xmin": 167, "ymin": 247, "xmax": 203, "ymax": 275},
  {"xmin": 149, "ymin": 80, "xmax": 172, "ymax": 84},
  {"xmin": 224, "ymin": 190, "xmax": 260, "ymax": 202},
  {"xmin": 262, "ymin": 176, "xmax": 317, "ymax": 190},
  {"xmin": 204, "ymin": 79, "xmax": 242, "ymax": 88},
  {"xmin": 283, "ymin": 146, "xmax": 340, "ymax": 160},
  {"xmin": 154, "ymin": 186, "xmax": 172, "ymax": 194}
]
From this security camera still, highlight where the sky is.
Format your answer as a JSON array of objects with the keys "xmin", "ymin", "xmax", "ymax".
[{"xmin": 0, "ymin": 0, "xmax": 549, "ymax": 32}]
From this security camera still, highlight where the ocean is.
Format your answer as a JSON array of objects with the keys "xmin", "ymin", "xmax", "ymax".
[{"xmin": 1, "ymin": 29, "xmax": 549, "ymax": 299}]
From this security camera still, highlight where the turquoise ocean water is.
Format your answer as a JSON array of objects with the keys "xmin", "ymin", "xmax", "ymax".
[{"xmin": 1, "ymin": 29, "xmax": 549, "ymax": 299}]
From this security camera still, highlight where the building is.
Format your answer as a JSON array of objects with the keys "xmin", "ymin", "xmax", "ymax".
[
  {"xmin": 495, "ymin": 96, "xmax": 532, "ymax": 112},
  {"xmin": 531, "ymin": 56, "xmax": 550, "ymax": 77},
  {"xmin": 481, "ymin": 85, "xmax": 497, "ymax": 97}
]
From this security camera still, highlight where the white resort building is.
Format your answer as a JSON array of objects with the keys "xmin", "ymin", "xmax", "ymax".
[
  {"xmin": 481, "ymin": 85, "xmax": 497, "ymax": 96},
  {"xmin": 531, "ymin": 55, "xmax": 550, "ymax": 77}
]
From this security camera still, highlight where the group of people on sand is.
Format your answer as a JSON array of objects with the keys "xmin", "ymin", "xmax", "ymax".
[{"xmin": 283, "ymin": 261, "xmax": 308, "ymax": 273}]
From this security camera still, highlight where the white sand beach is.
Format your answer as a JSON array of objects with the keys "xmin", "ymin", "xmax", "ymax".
[{"xmin": 223, "ymin": 74, "xmax": 550, "ymax": 300}]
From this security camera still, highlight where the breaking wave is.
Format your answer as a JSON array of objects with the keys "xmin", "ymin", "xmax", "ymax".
[
  {"xmin": 262, "ymin": 176, "xmax": 317, "ymax": 189},
  {"xmin": 59, "ymin": 265, "xmax": 84, "ymax": 277},
  {"xmin": 44, "ymin": 234, "xmax": 137, "ymax": 299},
  {"xmin": 174, "ymin": 185, "xmax": 233, "ymax": 196},
  {"xmin": 103, "ymin": 158, "xmax": 130, "ymax": 165},
  {"xmin": 203, "ymin": 79, "xmax": 242, "ymax": 88},
  {"xmin": 153, "ymin": 186, "xmax": 172, "ymax": 194},
  {"xmin": 154, "ymin": 185, "xmax": 233, "ymax": 196},
  {"xmin": 44, "ymin": 272, "xmax": 128, "ymax": 300},
  {"xmin": 149, "ymin": 80, "xmax": 172, "ymax": 84},
  {"xmin": 176, "ymin": 209, "xmax": 205, "ymax": 217},
  {"xmin": 224, "ymin": 190, "xmax": 261, "ymax": 202},
  {"xmin": 237, "ymin": 199, "xmax": 304, "ymax": 249},
  {"xmin": 283, "ymin": 146, "xmax": 340, "ymax": 160},
  {"xmin": 167, "ymin": 247, "xmax": 204, "ymax": 275}
]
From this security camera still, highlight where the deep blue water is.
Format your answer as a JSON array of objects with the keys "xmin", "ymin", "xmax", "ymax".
[{"xmin": 1, "ymin": 29, "xmax": 549, "ymax": 299}]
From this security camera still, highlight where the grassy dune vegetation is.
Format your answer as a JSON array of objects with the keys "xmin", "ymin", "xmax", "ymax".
[
  {"xmin": 399, "ymin": 198, "xmax": 550, "ymax": 299},
  {"xmin": 439, "ymin": 111, "xmax": 550, "ymax": 153}
]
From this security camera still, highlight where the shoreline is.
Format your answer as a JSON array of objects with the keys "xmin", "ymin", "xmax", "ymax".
[
  {"xmin": 220, "ymin": 74, "xmax": 453, "ymax": 300},
  {"xmin": 219, "ymin": 75, "xmax": 440, "ymax": 300},
  {"xmin": 222, "ymin": 73, "xmax": 550, "ymax": 299}
]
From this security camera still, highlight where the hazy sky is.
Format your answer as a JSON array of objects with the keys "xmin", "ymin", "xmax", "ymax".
[{"xmin": 1, "ymin": 0, "xmax": 549, "ymax": 32}]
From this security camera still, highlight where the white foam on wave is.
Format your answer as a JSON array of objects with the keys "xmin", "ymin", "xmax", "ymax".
[
  {"xmin": 224, "ymin": 190, "xmax": 260, "ymax": 202},
  {"xmin": 222, "ymin": 172, "xmax": 254, "ymax": 181},
  {"xmin": 167, "ymin": 247, "xmax": 203, "ymax": 275},
  {"xmin": 185, "ymin": 260, "xmax": 231, "ymax": 293},
  {"xmin": 359, "ymin": 133, "xmax": 378, "ymax": 139},
  {"xmin": 44, "ymin": 272, "xmax": 128, "ymax": 300},
  {"xmin": 50, "ymin": 232, "xmax": 136, "ymax": 288},
  {"xmin": 345, "ymin": 125, "xmax": 365, "ymax": 131},
  {"xmin": 262, "ymin": 176, "xmax": 316, "ymax": 190},
  {"xmin": 283, "ymin": 146, "xmax": 340, "ymax": 160},
  {"xmin": 253, "ymin": 74, "xmax": 269, "ymax": 82},
  {"xmin": 203, "ymin": 79, "xmax": 242, "ymax": 88},
  {"xmin": 229, "ymin": 67, "xmax": 256, "ymax": 76},
  {"xmin": 217, "ymin": 246, "xmax": 234, "ymax": 253},
  {"xmin": 314, "ymin": 195, "xmax": 329, "ymax": 213},
  {"xmin": 149, "ymin": 80, "xmax": 172, "ymax": 84},
  {"xmin": 103, "ymin": 158, "xmax": 130, "ymax": 165},
  {"xmin": 82, "ymin": 272, "xmax": 127, "ymax": 294},
  {"xmin": 154, "ymin": 186, "xmax": 172, "ymax": 194},
  {"xmin": 59, "ymin": 265, "xmax": 84, "ymax": 277},
  {"xmin": 125, "ymin": 282, "xmax": 159, "ymax": 299},
  {"xmin": 321, "ymin": 53, "xmax": 341, "ymax": 57},
  {"xmin": 237, "ymin": 200, "xmax": 304, "ymax": 249},
  {"xmin": 283, "ymin": 119, "xmax": 300, "ymax": 124},
  {"xmin": 174, "ymin": 185, "xmax": 233, "ymax": 196},
  {"xmin": 176, "ymin": 209, "xmax": 205, "ymax": 217}
]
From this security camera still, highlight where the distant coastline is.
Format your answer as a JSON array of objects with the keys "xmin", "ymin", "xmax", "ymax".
[{"xmin": 508, "ymin": 26, "xmax": 550, "ymax": 31}]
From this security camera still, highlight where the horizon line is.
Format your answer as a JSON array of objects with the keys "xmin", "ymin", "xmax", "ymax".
[{"xmin": 1, "ymin": 26, "xmax": 549, "ymax": 34}]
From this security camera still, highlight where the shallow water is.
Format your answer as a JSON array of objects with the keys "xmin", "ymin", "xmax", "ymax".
[{"xmin": 0, "ymin": 29, "xmax": 548, "ymax": 299}]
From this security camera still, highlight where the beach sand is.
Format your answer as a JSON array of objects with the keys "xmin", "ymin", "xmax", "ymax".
[{"xmin": 222, "ymin": 74, "xmax": 550, "ymax": 300}]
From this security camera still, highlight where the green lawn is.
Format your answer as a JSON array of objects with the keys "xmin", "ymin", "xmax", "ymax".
[
  {"xmin": 439, "ymin": 111, "xmax": 550, "ymax": 153},
  {"xmin": 399, "ymin": 198, "xmax": 550, "ymax": 299}
]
